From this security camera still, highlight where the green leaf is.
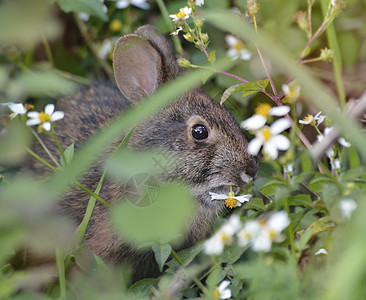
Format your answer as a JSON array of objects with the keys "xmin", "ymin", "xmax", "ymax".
[
  {"xmin": 238, "ymin": 81, "xmax": 262, "ymax": 98},
  {"xmin": 308, "ymin": 174, "xmax": 335, "ymax": 192},
  {"xmin": 295, "ymin": 228, "xmax": 314, "ymax": 252},
  {"xmin": 256, "ymin": 79, "xmax": 269, "ymax": 90},
  {"xmin": 286, "ymin": 194, "xmax": 314, "ymax": 208},
  {"xmin": 128, "ymin": 278, "xmax": 156, "ymax": 299},
  {"xmin": 208, "ymin": 50, "xmax": 216, "ymax": 63},
  {"xmin": 220, "ymin": 83, "xmax": 245, "ymax": 105},
  {"xmin": 151, "ymin": 243, "xmax": 172, "ymax": 272},
  {"xmin": 111, "ymin": 184, "xmax": 194, "ymax": 245},
  {"xmin": 60, "ymin": 143, "xmax": 74, "ymax": 167},
  {"xmin": 52, "ymin": 0, "xmax": 108, "ymax": 21},
  {"xmin": 261, "ymin": 178, "xmax": 287, "ymax": 196},
  {"xmin": 243, "ymin": 197, "xmax": 265, "ymax": 211}
]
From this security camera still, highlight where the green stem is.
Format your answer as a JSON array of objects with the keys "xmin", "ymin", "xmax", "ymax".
[
  {"xmin": 74, "ymin": 181, "xmax": 112, "ymax": 209},
  {"xmin": 155, "ymin": 0, "xmax": 183, "ymax": 54},
  {"xmin": 171, "ymin": 249, "xmax": 208, "ymax": 294},
  {"xmin": 41, "ymin": 34, "xmax": 54, "ymax": 66},
  {"xmin": 51, "ymin": 130, "xmax": 67, "ymax": 165},
  {"xmin": 55, "ymin": 247, "xmax": 66, "ymax": 300},
  {"xmin": 75, "ymin": 171, "xmax": 107, "ymax": 244},
  {"xmin": 30, "ymin": 128, "xmax": 60, "ymax": 167},
  {"xmin": 24, "ymin": 146, "xmax": 56, "ymax": 171}
]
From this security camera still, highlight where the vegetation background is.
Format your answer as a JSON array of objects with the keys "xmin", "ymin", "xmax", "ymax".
[{"xmin": 0, "ymin": 0, "xmax": 366, "ymax": 299}]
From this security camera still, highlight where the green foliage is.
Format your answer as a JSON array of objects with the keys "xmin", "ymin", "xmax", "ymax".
[{"xmin": 0, "ymin": 0, "xmax": 366, "ymax": 299}]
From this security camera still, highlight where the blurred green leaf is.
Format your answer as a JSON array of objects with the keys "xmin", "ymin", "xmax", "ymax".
[
  {"xmin": 308, "ymin": 174, "xmax": 335, "ymax": 192},
  {"xmin": 243, "ymin": 197, "xmax": 265, "ymax": 211},
  {"xmin": 128, "ymin": 278, "xmax": 156, "ymax": 300},
  {"xmin": 261, "ymin": 178, "xmax": 287, "ymax": 195},
  {"xmin": 111, "ymin": 184, "xmax": 194, "ymax": 245},
  {"xmin": 208, "ymin": 50, "xmax": 216, "ymax": 63},
  {"xmin": 51, "ymin": 0, "xmax": 108, "ymax": 21},
  {"xmin": 6, "ymin": 68, "xmax": 78, "ymax": 100},
  {"xmin": 286, "ymin": 194, "xmax": 314, "ymax": 208},
  {"xmin": 151, "ymin": 243, "xmax": 172, "ymax": 272},
  {"xmin": 220, "ymin": 83, "xmax": 244, "ymax": 105}
]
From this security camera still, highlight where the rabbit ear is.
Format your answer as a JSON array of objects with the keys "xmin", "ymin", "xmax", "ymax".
[
  {"xmin": 113, "ymin": 34, "xmax": 164, "ymax": 103},
  {"xmin": 135, "ymin": 25, "xmax": 180, "ymax": 81}
]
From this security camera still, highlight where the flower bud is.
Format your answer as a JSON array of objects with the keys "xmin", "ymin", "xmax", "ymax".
[
  {"xmin": 201, "ymin": 33, "xmax": 209, "ymax": 43},
  {"xmin": 183, "ymin": 32, "xmax": 194, "ymax": 42},
  {"xmin": 294, "ymin": 11, "xmax": 308, "ymax": 32},
  {"xmin": 195, "ymin": 19, "xmax": 204, "ymax": 28},
  {"xmin": 247, "ymin": 0, "xmax": 258, "ymax": 16},
  {"xmin": 110, "ymin": 19, "xmax": 123, "ymax": 32},
  {"xmin": 320, "ymin": 48, "xmax": 334, "ymax": 62},
  {"xmin": 177, "ymin": 58, "xmax": 191, "ymax": 68}
]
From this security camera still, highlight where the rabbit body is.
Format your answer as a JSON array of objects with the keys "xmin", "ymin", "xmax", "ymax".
[{"xmin": 25, "ymin": 25, "xmax": 258, "ymax": 279}]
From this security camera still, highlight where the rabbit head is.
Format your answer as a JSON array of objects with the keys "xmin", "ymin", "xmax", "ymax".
[{"xmin": 113, "ymin": 25, "xmax": 258, "ymax": 213}]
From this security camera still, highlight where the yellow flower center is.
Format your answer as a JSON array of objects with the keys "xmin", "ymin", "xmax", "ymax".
[
  {"xmin": 259, "ymin": 127, "xmax": 272, "ymax": 142},
  {"xmin": 255, "ymin": 103, "xmax": 272, "ymax": 117},
  {"xmin": 225, "ymin": 197, "xmax": 238, "ymax": 209},
  {"xmin": 24, "ymin": 104, "xmax": 34, "ymax": 111},
  {"xmin": 269, "ymin": 230, "xmax": 277, "ymax": 240},
  {"xmin": 38, "ymin": 111, "xmax": 51, "ymax": 123},
  {"xmin": 220, "ymin": 232, "xmax": 230, "ymax": 244},
  {"xmin": 302, "ymin": 114, "xmax": 313, "ymax": 122},
  {"xmin": 213, "ymin": 289, "xmax": 221, "ymax": 298},
  {"xmin": 233, "ymin": 40, "xmax": 245, "ymax": 50},
  {"xmin": 110, "ymin": 19, "xmax": 123, "ymax": 32},
  {"xmin": 176, "ymin": 9, "xmax": 186, "ymax": 18}
]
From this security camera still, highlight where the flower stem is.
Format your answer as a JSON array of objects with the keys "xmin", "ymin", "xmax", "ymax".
[
  {"xmin": 171, "ymin": 249, "xmax": 208, "ymax": 294},
  {"xmin": 51, "ymin": 130, "xmax": 67, "ymax": 165},
  {"xmin": 30, "ymin": 128, "xmax": 60, "ymax": 167}
]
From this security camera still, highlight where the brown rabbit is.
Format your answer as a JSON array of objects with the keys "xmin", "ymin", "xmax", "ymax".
[{"xmin": 24, "ymin": 25, "xmax": 258, "ymax": 280}]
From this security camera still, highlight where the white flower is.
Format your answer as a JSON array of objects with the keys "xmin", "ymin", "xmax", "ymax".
[
  {"xmin": 317, "ymin": 127, "xmax": 351, "ymax": 158},
  {"xmin": 299, "ymin": 111, "xmax": 325, "ymax": 126},
  {"xmin": 251, "ymin": 211, "xmax": 290, "ymax": 252},
  {"xmin": 26, "ymin": 104, "xmax": 64, "ymax": 132},
  {"xmin": 284, "ymin": 163, "xmax": 293, "ymax": 174},
  {"xmin": 195, "ymin": 0, "xmax": 204, "ymax": 6},
  {"xmin": 282, "ymin": 83, "xmax": 301, "ymax": 101},
  {"xmin": 315, "ymin": 248, "xmax": 328, "ymax": 255},
  {"xmin": 204, "ymin": 215, "xmax": 242, "ymax": 255},
  {"xmin": 333, "ymin": 158, "xmax": 341, "ymax": 170},
  {"xmin": 169, "ymin": 7, "xmax": 192, "ymax": 22},
  {"xmin": 225, "ymin": 35, "xmax": 251, "ymax": 61},
  {"xmin": 241, "ymin": 103, "xmax": 290, "ymax": 130},
  {"xmin": 237, "ymin": 220, "xmax": 260, "ymax": 247},
  {"xmin": 214, "ymin": 280, "xmax": 231, "ymax": 299},
  {"xmin": 2, "ymin": 102, "xmax": 27, "ymax": 119},
  {"xmin": 339, "ymin": 199, "xmax": 357, "ymax": 220},
  {"xmin": 247, "ymin": 118, "xmax": 291, "ymax": 159},
  {"xmin": 209, "ymin": 191, "xmax": 252, "ymax": 209},
  {"xmin": 98, "ymin": 39, "xmax": 114, "ymax": 60},
  {"xmin": 114, "ymin": 0, "xmax": 150, "ymax": 10}
]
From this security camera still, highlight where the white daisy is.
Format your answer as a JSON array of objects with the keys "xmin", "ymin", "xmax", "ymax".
[
  {"xmin": 210, "ymin": 191, "xmax": 252, "ymax": 209},
  {"xmin": 26, "ymin": 104, "xmax": 64, "ymax": 132},
  {"xmin": 237, "ymin": 220, "xmax": 260, "ymax": 247},
  {"xmin": 204, "ymin": 215, "xmax": 242, "ymax": 255},
  {"xmin": 299, "ymin": 111, "xmax": 325, "ymax": 126},
  {"xmin": 339, "ymin": 199, "xmax": 357, "ymax": 220},
  {"xmin": 2, "ymin": 102, "xmax": 27, "ymax": 119},
  {"xmin": 214, "ymin": 280, "xmax": 231, "ymax": 299},
  {"xmin": 247, "ymin": 118, "xmax": 291, "ymax": 159},
  {"xmin": 169, "ymin": 7, "xmax": 192, "ymax": 22},
  {"xmin": 114, "ymin": 0, "xmax": 150, "ymax": 10},
  {"xmin": 241, "ymin": 103, "xmax": 290, "ymax": 130},
  {"xmin": 195, "ymin": 0, "xmax": 204, "ymax": 6},
  {"xmin": 251, "ymin": 211, "xmax": 290, "ymax": 252},
  {"xmin": 225, "ymin": 35, "xmax": 251, "ymax": 61},
  {"xmin": 282, "ymin": 83, "xmax": 301, "ymax": 101}
]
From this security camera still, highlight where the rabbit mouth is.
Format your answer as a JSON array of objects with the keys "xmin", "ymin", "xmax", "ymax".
[{"xmin": 210, "ymin": 185, "xmax": 241, "ymax": 195}]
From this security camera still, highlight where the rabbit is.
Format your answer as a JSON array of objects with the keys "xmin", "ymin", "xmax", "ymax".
[{"xmin": 23, "ymin": 25, "xmax": 259, "ymax": 280}]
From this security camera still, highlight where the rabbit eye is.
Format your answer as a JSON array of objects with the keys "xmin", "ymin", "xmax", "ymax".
[{"xmin": 191, "ymin": 124, "xmax": 209, "ymax": 141}]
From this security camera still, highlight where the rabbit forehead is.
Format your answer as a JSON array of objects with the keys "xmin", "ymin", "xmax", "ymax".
[{"xmin": 176, "ymin": 90, "xmax": 248, "ymax": 144}]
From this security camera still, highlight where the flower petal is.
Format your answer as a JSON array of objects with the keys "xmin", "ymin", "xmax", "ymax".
[
  {"xmin": 27, "ymin": 111, "xmax": 40, "ymax": 118},
  {"xmin": 270, "ymin": 106, "xmax": 290, "ymax": 116},
  {"xmin": 209, "ymin": 192, "xmax": 228, "ymax": 200},
  {"xmin": 50, "ymin": 111, "xmax": 64, "ymax": 122},
  {"xmin": 263, "ymin": 141, "xmax": 278, "ymax": 159},
  {"xmin": 338, "ymin": 137, "xmax": 351, "ymax": 148},
  {"xmin": 270, "ymin": 118, "xmax": 290, "ymax": 135},
  {"xmin": 218, "ymin": 280, "xmax": 230, "ymax": 291},
  {"xmin": 26, "ymin": 118, "xmax": 41, "ymax": 126},
  {"xmin": 270, "ymin": 134, "xmax": 290, "ymax": 151},
  {"xmin": 240, "ymin": 115, "xmax": 266, "ymax": 130},
  {"xmin": 42, "ymin": 122, "xmax": 52, "ymax": 132},
  {"xmin": 116, "ymin": 0, "xmax": 129, "ymax": 9},
  {"xmin": 44, "ymin": 104, "xmax": 55, "ymax": 115},
  {"xmin": 225, "ymin": 35, "xmax": 237, "ymax": 46},
  {"xmin": 247, "ymin": 138, "xmax": 263, "ymax": 156},
  {"xmin": 234, "ymin": 194, "xmax": 252, "ymax": 203},
  {"xmin": 267, "ymin": 211, "xmax": 290, "ymax": 232},
  {"xmin": 239, "ymin": 49, "xmax": 252, "ymax": 61},
  {"xmin": 131, "ymin": 0, "xmax": 150, "ymax": 9}
]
